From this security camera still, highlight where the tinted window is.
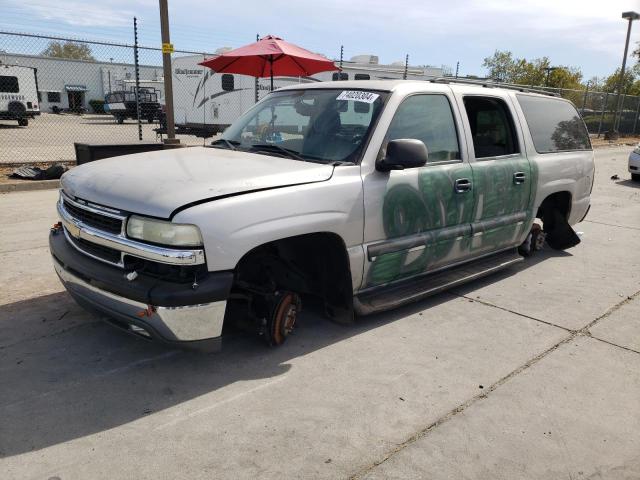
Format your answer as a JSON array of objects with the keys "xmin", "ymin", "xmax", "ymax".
[
  {"xmin": 384, "ymin": 94, "xmax": 460, "ymax": 162},
  {"xmin": 464, "ymin": 96, "xmax": 519, "ymax": 158},
  {"xmin": 517, "ymin": 95, "xmax": 591, "ymax": 153},
  {"xmin": 0, "ymin": 76, "xmax": 19, "ymax": 93},
  {"xmin": 332, "ymin": 72, "xmax": 348, "ymax": 81},
  {"xmin": 354, "ymin": 74, "xmax": 370, "ymax": 80},
  {"xmin": 47, "ymin": 92, "xmax": 61, "ymax": 103},
  {"xmin": 221, "ymin": 74, "xmax": 234, "ymax": 92}
]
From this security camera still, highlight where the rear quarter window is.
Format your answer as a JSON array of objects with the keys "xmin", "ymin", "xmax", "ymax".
[{"xmin": 517, "ymin": 94, "xmax": 591, "ymax": 153}]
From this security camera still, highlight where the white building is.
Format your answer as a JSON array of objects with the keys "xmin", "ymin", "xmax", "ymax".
[{"xmin": 0, "ymin": 52, "xmax": 163, "ymax": 112}]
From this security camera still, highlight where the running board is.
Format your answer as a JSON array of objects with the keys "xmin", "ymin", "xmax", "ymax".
[{"xmin": 354, "ymin": 249, "xmax": 523, "ymax": 315}]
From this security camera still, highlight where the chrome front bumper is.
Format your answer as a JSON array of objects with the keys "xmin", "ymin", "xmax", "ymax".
[{"xmin": 53, "ymin": 257, "xmax": 226, "ymax": 349}]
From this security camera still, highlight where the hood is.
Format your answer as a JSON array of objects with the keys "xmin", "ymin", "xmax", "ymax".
[{"xmin": 61, "ymin": 147, "xmax": 334, "ymax": 218}]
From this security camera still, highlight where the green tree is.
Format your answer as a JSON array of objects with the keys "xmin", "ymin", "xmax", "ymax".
[
  {"xmin": 482, "ymin": 50, "xmax": 583, "ymax": 89},
  {"xmin": 482, "ymin": 50, "xmax": 517, "ymax": 82},
  {"xmin": 602, "ymin": 64, "xmax": 640, "ymax": 96},
  {"xmin": 41, "ymin": 41, "xmax": 95, "ymax": 61}
]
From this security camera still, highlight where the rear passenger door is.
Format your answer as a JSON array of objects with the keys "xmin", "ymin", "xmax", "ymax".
[
  {"xmin": 459, "ymin": 94, "xmax": 532, "ymax": 256},
  {"xmin": 362, "ymin": 93, "xmax": 475, "ymax": 288}
]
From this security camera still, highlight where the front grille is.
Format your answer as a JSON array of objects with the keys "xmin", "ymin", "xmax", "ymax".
[
  {"xmin": 64, "ymin": 199, "xmax": 123, "ymax": 234},
  {"xmin": 70, "ymin": 235, "xmax": 122, "ymax": 264}
]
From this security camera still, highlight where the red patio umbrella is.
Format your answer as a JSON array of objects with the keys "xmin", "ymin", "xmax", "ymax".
[{"xmin": 199, "ymin": 35, "xmax": 338, "ymax": 91}]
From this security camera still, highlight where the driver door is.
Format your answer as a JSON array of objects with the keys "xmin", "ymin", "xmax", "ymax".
[{"xmin": 362, "ymin": 93, "xmax": 475, "ymax": 289}]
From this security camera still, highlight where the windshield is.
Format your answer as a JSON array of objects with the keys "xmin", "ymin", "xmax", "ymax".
[{"xmin": 217, "ymin": 89, "xmax": 387, "ymax": 164}]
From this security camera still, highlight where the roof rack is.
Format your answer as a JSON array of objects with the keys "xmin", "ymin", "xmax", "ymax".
[{"xmin": 429, "ymin": 77, "xmax": 560, "ymax": 97}]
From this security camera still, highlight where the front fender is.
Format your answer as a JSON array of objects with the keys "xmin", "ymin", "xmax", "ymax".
[{"xmin": 173, "ymin": 165, "xmax": 364, "ymax": 273}]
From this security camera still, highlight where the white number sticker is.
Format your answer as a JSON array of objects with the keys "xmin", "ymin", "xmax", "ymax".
[{"xmin": 336, "ymin": 91, "xmax": 380, "ymax": 103}]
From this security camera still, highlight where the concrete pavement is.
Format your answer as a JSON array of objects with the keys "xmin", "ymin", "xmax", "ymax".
[{"xmin": 0, "ymin": 147, "xmax": 639, "ymax": 479}]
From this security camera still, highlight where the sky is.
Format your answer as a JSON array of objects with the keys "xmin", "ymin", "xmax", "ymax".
[{"xmin": 1, "ymin": 0, "xmax": 639, "ymax": 80}]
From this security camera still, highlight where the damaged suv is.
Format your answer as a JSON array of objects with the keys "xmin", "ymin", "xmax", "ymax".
[{"xmin": 50, "ymin": 80, "xmax": 594, "ymax": 350}]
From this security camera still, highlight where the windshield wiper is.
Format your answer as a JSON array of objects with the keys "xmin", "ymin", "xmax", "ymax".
[
  {"xmin": 250, "ymin": 143, "xmax": 309, "ymax": 161},
  {"xmin": 210, "ymin": 138, "xmax": 240, "ymax": 150}
]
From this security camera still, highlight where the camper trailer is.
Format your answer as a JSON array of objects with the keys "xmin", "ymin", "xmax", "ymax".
[
  {"xmin": 171, "ymin": 53, "xmax": 445, "ymax": 137},
  {"xmin": 0, "ymin": 64, "xmax": 39, "ymax": 126}
]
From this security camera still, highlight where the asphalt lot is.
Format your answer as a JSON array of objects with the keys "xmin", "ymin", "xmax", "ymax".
[
  {"xmin": 0, "ymin": 113, "xmax": 209, "ymax": 164},
  {"xmin": 1, "ymin": 147, "xmax": 639, "ymax": 479}
]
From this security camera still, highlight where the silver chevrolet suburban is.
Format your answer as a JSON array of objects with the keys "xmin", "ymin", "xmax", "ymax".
[{"xmin": 50, "ymin": 80, "xmax": 594, "ymax": 350}]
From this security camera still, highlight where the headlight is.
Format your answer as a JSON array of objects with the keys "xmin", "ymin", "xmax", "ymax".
[{"xmin": 126, "ymin": 215, "xmax": 203, "ymax": 247}]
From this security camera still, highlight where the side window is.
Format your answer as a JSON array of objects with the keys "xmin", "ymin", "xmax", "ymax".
[
  {"xmin": 221, "ymin": 74, "xmax": 234, "ymax": 92},
  {"xmin": 384, "ymin": 94, "xmax": 461, "ymax": 162},
  {"xmin": 463, "ymin": 96, "xmax": 519, "ymax": 158},
  {"xmin": 332, "ymin": 72, "xmax": 348, "ymax": 81},
  {"xmin": 0, "ymin": 76, "xmax": 19, "ymax": 93},
  {"xmin": 517, "ymin": 94, "xmax": 591, "ymax": 153}
]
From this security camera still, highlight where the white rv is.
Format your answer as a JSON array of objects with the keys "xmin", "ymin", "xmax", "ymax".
[
  {"xmin": 171, "ymin": 53, "xmax": 444, "ymax": 136},
  {"xmin": 0, "ymin": 64, "xmax": 39, "ymax": 126}
]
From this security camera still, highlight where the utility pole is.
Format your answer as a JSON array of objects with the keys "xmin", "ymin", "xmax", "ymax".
[
  {"xmin": 159, "ymin": 0, "xmax": 179, "ymax": 144},
  {"xmin": 613, "ymin": 11, "xmax": 640, "ymax": 135}
]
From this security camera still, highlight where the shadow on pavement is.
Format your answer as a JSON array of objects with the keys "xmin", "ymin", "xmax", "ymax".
[
  {"xmin": 615, "ymin": 179, "xmax": 640, "ymax": 189},
  {"xmin": 0, "ymin": 286, "xmax": 455, "ymax": 457},
  {"xmin": 0, "ymin": 246, "xmax": 570, "ymax": 457}
]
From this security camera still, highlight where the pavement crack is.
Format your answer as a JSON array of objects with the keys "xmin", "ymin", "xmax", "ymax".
[
  {"xmin": 583, "ymin": 220, "xmax": 640, "ymax": 231},
  {"xmin": 451, "ymin": 293, "xmax": 573, "ymax": 333},
  {"xmin": 585, "ymin": 334, "xmax": 640, "ymax": 356},
  {"xmin": 348, "ymin": 289, "xmax": 640, "ymax": 480}
]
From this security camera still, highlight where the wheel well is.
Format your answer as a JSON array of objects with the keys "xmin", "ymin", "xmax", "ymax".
[
  {"xmin": 233, "ymin": 233, "xmax": 354, "ymax": 323},
  {"xmin": 537, "ymin": 191, "xmax": 572, "ymax": 221}
]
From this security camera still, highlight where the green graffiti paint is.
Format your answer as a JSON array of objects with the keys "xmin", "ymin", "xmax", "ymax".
[
  {"xmin": 367, "ymin": 163, "xmax": 474, "ymax": 286},
  {"xmin": 367, "ymin": 156, "xmax": 540, "ymax": 288}
]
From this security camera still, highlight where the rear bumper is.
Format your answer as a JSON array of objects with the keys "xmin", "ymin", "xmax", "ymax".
[{"xmin": 50, "ymin": 230, "xmax": 233, "ymax": 350}]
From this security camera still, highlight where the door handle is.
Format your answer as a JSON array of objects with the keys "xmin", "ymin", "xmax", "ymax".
[
  {"xmin": 454, "ymin": 178, "xmax": 472, "ymax": 193},
  {"xmin": 513, "ymin": 172, "xmax": 526, "ymax": 184}
]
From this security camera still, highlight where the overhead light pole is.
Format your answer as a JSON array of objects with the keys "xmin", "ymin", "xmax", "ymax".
[
  {"xmin": 159, "ymin": 0, "xmax": 179, "ymax": 144},
  {"xmin": 612, "ymin": 11, "xmax": 640, "ymax": 136},
  {"xmin": 543, "ymin": 66, "xmax": 558, "ymax": 87}
]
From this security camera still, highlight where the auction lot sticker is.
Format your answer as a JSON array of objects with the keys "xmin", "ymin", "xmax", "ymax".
[{"xmin": 336, "ymin": 91, "xmax": 380, "ymax": 103}]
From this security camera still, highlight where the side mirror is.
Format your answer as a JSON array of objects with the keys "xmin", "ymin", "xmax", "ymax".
[{"xmin": 376, "ymin": 139, "xmax": 429, "ymax": 172}]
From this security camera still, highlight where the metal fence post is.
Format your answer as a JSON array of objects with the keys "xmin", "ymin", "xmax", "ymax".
[
  {"xmin": 581, "ymin": 82, "xmax": 589, "ymax": 112},
  {"xmin": 254, "ymin": 34, "xmax": 259, "ymax": 103},
  {"xmin": 133, "ymin": 17, "xmax": 142, "ymax": 141},
  {"xmin": 633, "ymin": 96, "xmax": 640, "ymax": 134},
  {"xmin": 597, "ymin": 92, "xmax": 609, "ymax": 138}
]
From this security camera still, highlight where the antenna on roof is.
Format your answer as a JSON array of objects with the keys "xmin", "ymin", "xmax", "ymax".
[{"xmin": 403, "ymin": 54, "xmax": 408, "ymax": 80}]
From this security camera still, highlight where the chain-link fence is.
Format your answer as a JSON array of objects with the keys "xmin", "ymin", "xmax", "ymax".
[
  {"xmin": 0, "ymin": 31, "xmax": 224, "ymax": 165},
  {"xmin": 1, "ymin": 30, "xmax": 639, "ymax": 165}
]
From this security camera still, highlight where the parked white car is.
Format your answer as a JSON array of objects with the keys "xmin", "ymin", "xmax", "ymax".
[
  {"xmin": 50, "ymin": 80, "xmax": 594, "ymax": 351},
  {"xmin": 629, "ymin": 145, "xmax": 640, "ymax": 181}
]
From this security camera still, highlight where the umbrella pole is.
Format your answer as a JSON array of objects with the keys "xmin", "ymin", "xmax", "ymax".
[{"xmin": 270, "ymin": 56, "xmax": 274, "ymax": 91}]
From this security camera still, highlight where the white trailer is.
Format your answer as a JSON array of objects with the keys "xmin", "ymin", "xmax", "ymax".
[
  {"xmin": 0, "ymin": 64, "xmax": 40, "ymax": 126},
  {"xmin": 171, "ymin": 54, "xmax": 444, "ymax": 137}
]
